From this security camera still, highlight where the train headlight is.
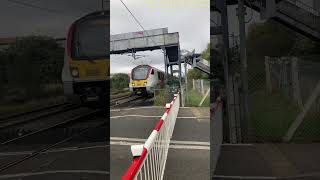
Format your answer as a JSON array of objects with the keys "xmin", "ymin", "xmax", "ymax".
[
  {"xmin": 144, "ymin": 82, "xmax": 147, "ymax": 86},
  {"xmin": 71, "ymin": 68, "xmax": 79, "ymax": 77},
  {"xmin": 132, "ymin": 83, "xmax": 135, "ymax": 86}
]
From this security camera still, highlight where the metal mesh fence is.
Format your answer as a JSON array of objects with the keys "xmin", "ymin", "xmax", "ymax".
[
  {"xmin": 238, "ymin": 56, "xmax": 320, "ymax": 142},
  {"xmin": 186, "ymin": 79, "xmax": 210, "ymax": 107},
  {"xmin": 189, "ymin": 79, "xmax": 210, "ymax": 95}
]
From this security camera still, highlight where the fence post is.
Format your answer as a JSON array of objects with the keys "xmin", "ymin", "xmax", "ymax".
[
  {"xmin": 291, "ymin": 57, "xmax": 303, "ymax": 108},
  {"xmin": 193, "ymin": 79, "xmax": 195, "ymax": 90},
  {"xmin": 201, "ymin": 79, "xmax": 204, "ymax": 95},
  {"xmin": 265, "ymin": 56, "xmax": 272, "ymax": 93}
]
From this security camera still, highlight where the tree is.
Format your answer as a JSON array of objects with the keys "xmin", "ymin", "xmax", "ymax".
[
  {"xmin": 187, "ymin": 69, "xmax": 208, "ymax": 79},
  {"xmin": 201, "ymin": 43, "xmax": 210, "ymax": 61},
  {"xmin": 111, "ymin": 73, "xmax": 130, "ymax": 90},
  {"xmin": 2, "ymin": 35, "xmax": 64, "ymax": 97},
  {"xmin": 247, "ymin": 20, "xmax": 296, "ymax": 58}
]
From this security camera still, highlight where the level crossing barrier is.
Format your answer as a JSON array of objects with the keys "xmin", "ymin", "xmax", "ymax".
[{"xmin": 122, "ymin": 93, "xmax": 180, "ymax": 180}]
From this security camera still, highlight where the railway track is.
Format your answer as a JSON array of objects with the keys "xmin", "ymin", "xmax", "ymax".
[
  {"xmin": 0, "ymin": 110, "xmax": 104, "ymax": 173},
  {"xmin": 0, "ymin": 102, "xmax": 69, "ymax": 121},
  {"xmin": 110, "ymin": 94, "xmax": 144, "ymax": 107},
  {"xmin": 0, "ymin": 105, "xmax": 100, "ymax": 144},
  {"xmin": 0, "ymin": 103, "xmax": 81, "ymax": 130}
]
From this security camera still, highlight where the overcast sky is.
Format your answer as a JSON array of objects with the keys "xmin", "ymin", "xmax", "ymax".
[
  {"xmin": 110, "ymin": 0, "xmax": 210, "ymax": 74},
  {"xmin": 0, "ymin": 0, "xmax": 102, "ymax": 38}
]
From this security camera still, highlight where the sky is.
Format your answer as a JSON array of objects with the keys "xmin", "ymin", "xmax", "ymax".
[
  {"xmin": 0, "ymin": 0, "xmax": 103, "ymax": 38},
  {"xmin": 110, "ymin": 0, "xmax": 210, "ymax": 74}
]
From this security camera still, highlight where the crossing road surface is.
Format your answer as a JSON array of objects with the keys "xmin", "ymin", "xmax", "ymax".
[{"xmin": 110, "ymin": 106, "xmax": 210, "ymax": 179}]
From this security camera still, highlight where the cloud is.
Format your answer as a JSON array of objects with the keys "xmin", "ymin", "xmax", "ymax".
[
  {"xmin": 110, "ymin": 0, "xmax": 209, "ymax": 74},
  {"xmin": 0, "ymin": 0, "xmax": 101, "ymax": 37}
]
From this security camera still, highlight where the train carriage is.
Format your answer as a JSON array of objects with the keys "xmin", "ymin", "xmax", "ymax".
[
  {"xmin": 61, "ymin": 10, "xmax": 109, "ymax": 108},
  {"xmin": 129, "ymin": 65, "xmax": 165, "ymax": 96}
]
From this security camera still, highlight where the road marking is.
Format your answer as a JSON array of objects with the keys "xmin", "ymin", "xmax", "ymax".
[
  {"xmin": 111, "ymin": 106, "xmax": 197, "ymax": 112},
  {"xmin": 110, "ymin": 137, "xmax": 209, "ymax": 150},
  {"xmin": 111, "ymin": 137, "xmax": 209, "ymax": 145},
  {"xmin": 111, "ymin": 106, "xmax": 164, "ymax": 111},
  {"xmin": 221, "ymin": 143, "xmax": 254, "ymax": 146},
  {"xmin": 111, "ymin": 115, "xmax": 162, "ymax": 119},
  {"xmin": 213, "ymin": 175, "xmax": 277, "ymax": 179},
  {"xmin": 111, "ymin": 141, "xmax": 209, "ymax": 150},
  {"xmin": 111, "ymin": 115, "xmax": 209, "ymax": 119},
  {"xmin": 214, "ymin": 172, "xmax": 320, "ymax": 179},
  {"xmin": 0, "ymin": 170, "xmax": 109, "ymax": 179},
  {"xmin": 0, "ymin": 145, "xmax": 108, "ymax": 156}
]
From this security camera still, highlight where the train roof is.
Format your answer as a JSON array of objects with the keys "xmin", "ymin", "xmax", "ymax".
[
  {"xmin": 74, "ymin": 10, "xmax": 109, "ymax": 24},
  {"xmin": 132, "ymin": 64, "xmax": 164, "ymax": 73}
]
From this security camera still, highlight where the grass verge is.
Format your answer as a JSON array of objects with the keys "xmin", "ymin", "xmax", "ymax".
[{"xmin": 186, "ymin": 90, "xmax": 210, "ymax": 107}]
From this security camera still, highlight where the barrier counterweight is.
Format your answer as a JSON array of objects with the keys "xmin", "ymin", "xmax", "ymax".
[{"xmin": 122, "ymin": 93, "xmax": 180, "ymax": 180}]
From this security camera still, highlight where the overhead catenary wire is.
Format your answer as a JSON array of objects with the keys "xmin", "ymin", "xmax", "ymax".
[
  {"xmin": 6, "ymin": 0, "xmax": 100, "ymax": 16},
  {"xmin": 5, "ymin": 0, "xmax": 65, "ymax": 14},
  {"xmin": 118, "ymin": 0, "xmax": 165, "ymax": 58}
]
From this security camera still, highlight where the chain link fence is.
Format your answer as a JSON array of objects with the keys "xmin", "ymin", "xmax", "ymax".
[
  {"xmin": 187, "ymin": 79, "xmax": 210, "ymax": 107},
  {"xmin": 234, "ymin": 55, "xmax": 320, "ymax": 142}
]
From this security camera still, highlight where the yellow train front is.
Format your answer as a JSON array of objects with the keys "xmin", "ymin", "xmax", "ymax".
[
  {"xmin": 129, "ymin": 65, "xmax": 165, "ymax": 96},
  {"xmin": 61, "ymin": 10, "xmax": 109, "ymax": 107}
]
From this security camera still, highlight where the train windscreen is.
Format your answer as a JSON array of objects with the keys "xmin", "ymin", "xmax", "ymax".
[
  {"xmin": 132, "ymin": 66, "xmax": 149, "ymax": 80},
  {"xmin": 72, "ymin": 16, "xmax": 108, "ymax": 59}
]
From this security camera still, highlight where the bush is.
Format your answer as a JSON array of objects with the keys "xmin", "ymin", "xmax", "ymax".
[{"xmin": 111, "ymin": 73, "xmax": 130, "ymax": 90}]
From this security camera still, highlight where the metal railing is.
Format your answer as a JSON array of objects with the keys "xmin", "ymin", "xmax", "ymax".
[
  {"xmin": 278, "ymin": 0, "xmax": 320, "ymax": 31},
  {"xmin": 286, "ymin": 0, "xmax": 320, "ymax": 16},
  {"xmin": 122, "ymin": 93, "xmax": 180, "ymax": 180}
]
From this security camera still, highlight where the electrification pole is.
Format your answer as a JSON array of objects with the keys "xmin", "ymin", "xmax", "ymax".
[{"xmin": 237, "ymin": 0, "xmax": 250, "ymax": 142}]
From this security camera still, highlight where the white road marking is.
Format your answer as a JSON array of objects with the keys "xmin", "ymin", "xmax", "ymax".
[
  {"xmin": 111, "ymin": 106, "xmax": 164, "ymax": 111},
  {"xmin": 110, "ymin": 137, "xmax": 209, "ymax": 145},
  {"xmin": 110, "ymin": 141, "xmax": 209, "ymax": 150},
  {"xmin": 110, "ymin": 137, "xmax": 209, "ymax": 150},
  {"xmin": 111, "ymin": 115, "xmax": 162, "ymax": 119},
  {"xmin": 213, "ymin": 175, "xmax": 277, "ymax": 179},
  {"xmin": 111, "ymin": 115, "xmax": 209, "ymax": 119},
  {"xmin": 0, "ymin": 170, "xmax": 109, "ymax": 179},
  {"xmin": 215, "ymin": 172, "xmax": 320, "ymax": 179},
  {"xmin": 111, "ymin": 106, "xmax": 200, "ymax": 112},
  {"xmin": 221, "ymin": 143, "xmax": 254, "ymax": 146}
]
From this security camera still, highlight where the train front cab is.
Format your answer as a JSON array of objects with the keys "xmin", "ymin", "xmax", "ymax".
[
  {"xmin": 62, "ymin": 10, "xmax": 109, "ymax": 107},
  {"xmin": 129, "ymin": 65, "xmax": 164, "ymax": 96}
]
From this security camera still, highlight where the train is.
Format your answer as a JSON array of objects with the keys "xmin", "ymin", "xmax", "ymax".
[
  {"xmin": 61, "ymin": 10, "xmax": 109, "ymax": 109},
  {"xmin": 129, "ymin": 65, "xmax": 165, "ymax": 96}
]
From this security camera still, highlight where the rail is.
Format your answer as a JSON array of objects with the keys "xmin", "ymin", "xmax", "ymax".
[{"xmin": 121, "ymin": 93, "xmax": 180, "ymax": 180}]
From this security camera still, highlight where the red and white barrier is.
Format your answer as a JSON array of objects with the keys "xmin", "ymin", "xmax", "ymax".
[{"xmin": 122, "ymin": 93, "xmax": 180, "ymax": 180}]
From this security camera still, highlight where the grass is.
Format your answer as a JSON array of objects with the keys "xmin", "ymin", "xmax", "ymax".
[
  {"xmin": 186, "ymin": 89, "xmax": 210, "ymax": 107},
  {"xmin": 250, "ymin": 90, "xmax": 320, "ymax": 142},
  {"xmin": 249, "ymin": 90, "xmax": 300, "ymax": 142},
  {"xmin": 0, "ymin": 83, "xmax": 65, "ymax": 116},
  {"xmin": 153, "ymin": 90, "xmax": 171, "ymax": 106},
  {"xmin": 292, "ymin": 111, "xmax": 320, "ymax": 142}
]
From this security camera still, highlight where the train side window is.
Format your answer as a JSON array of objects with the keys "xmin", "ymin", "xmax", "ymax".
[
  {"xmin": 151, "ymin": 69, "xmax": 154, "ymax": 75},
  {"xmin": 158, "ymin": 71, "xmax": 161, "ymax": 79}
]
